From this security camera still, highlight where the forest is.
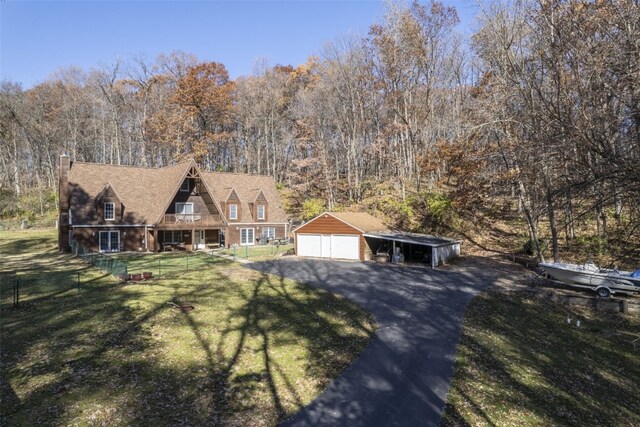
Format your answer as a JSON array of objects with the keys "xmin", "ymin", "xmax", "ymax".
[{"xmin": 1, "ymin": 0, "xmax": 639, "ymax": 266}]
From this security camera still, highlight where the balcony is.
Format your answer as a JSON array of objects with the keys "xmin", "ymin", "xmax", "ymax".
[{"xmin": 160, "ymin": 213, "xmax": 224, "ymax": 228}]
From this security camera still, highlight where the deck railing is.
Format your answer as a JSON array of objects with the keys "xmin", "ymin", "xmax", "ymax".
[{"xmin": 161, "ymin": 213, "xmax": 223, "ymax": 225}]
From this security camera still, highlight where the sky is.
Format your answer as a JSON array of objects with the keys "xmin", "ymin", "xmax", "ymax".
[{"xmin": 1, "ymin": 0, "xmax": 479, "ymax": 89}]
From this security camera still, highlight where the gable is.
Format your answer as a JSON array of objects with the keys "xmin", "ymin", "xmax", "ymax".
[
  {"xmin": 227, "ymin": 189, "xmax": 240, "ymax": 202},
  {"xmin": 295, "ymin": 213, "xmax": 362, "ymax": 235},
  {"xmin": 201, "ymin": 172, "xmax": 288, "ymax": 223}
]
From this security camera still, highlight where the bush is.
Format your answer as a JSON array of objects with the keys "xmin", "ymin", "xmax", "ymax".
[
  {"xmin": 425, "ymin": 193, "xmax": 455, "ymax": 224},
  {"xmin": 380, "ymin": 195, "xmax": 417, "ymax": 230},
  {"xmin": 523, "ymin": 238, "xmax": 548, "ymax": 256},
  {"xmin": 302, "ymin": 198, "xmax": 325, "ymax": 220}
]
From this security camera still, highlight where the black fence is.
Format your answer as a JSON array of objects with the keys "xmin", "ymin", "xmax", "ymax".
[{"xmin": 71, "ymin": 241, "xmax": 128, "ymax": 280}]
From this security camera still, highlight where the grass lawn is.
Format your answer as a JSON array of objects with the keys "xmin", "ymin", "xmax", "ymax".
[
  {"xmin": 1, "ymin": 229, "xmax": 375, "ymax": 426},
  {"xmin": 219, "ymin": 244, "xmax": 295, "ymax": 260},
  {"xmin": 442, "ymin": 291, "xmax": 640, "ymax": 426}
]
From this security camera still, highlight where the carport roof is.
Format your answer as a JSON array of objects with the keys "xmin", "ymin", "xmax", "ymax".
[{"xmin": 363, "ymin": 231, "xmax": 461, "ymax": 248}]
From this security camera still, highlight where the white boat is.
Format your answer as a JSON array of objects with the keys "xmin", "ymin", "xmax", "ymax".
[{"xmin": 538, "ymin": 261, "xmax": 640, "ymax": 297}]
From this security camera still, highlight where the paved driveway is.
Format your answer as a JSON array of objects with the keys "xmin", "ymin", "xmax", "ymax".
[{"xmin": 249, "ymin": 258, "xmax": 504, "ymax": 427}]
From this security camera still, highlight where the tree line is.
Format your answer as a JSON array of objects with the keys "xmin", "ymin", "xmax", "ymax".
[{"xmin": 1, "ymin": 0, "xmax": 638, "ymax": 264}]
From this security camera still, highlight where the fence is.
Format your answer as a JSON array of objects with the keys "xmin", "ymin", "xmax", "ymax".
[
  {"xmin": 222, "ymin": 243, "xmax": 294, "ymax": 260},
  {"xmin": 112, "ymin": 251, "xmax": 219, "ymax": 280},
  {"xmin": 0, "ymin": 268, "xmax": 100, "ymax": 308},
  {"xmin": 71, "ymin": 241, "xmax": 128, "ymax": 281}
]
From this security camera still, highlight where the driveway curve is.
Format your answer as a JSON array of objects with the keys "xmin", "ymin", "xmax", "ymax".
[{"xmin": 249, "ymin": 258, "xmax": 507, "ymax": 427}]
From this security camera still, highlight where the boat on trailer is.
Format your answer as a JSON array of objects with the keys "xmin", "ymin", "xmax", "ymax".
[{"xmin": 538, "ymin": 262, "xmax": 640, "ymax": 298}]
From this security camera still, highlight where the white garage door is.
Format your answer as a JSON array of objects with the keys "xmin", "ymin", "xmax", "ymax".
[
  {"xmin": 330, "ymin": 235, "xmax": 360, "ymax": 260},
  {"xmin": 297, "ymin": 234, "xmax": 322, "ymax": 257}
]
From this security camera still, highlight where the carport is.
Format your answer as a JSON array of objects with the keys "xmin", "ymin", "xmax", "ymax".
[{"xmin": 363, "ymin": 231, "xmax": 461, "ymax": 268}]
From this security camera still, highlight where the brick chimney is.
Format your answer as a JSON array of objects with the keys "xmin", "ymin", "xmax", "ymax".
[{"xmin": 58, "ymin": 155, "xmax": 71, "ymax": 252}]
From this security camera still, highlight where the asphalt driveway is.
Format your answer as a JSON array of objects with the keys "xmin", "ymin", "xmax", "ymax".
[{"xmin": 249, "ymin": 258, "xmax": 504, "ymax": 427}]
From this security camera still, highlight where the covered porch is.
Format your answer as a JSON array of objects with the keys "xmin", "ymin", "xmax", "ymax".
[{"xmin": 152, "ymin": 226, "xmax": 225, "ymax": 252}]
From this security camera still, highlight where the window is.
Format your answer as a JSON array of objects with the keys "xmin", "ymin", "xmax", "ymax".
[
  {"xmin": 240, "ymin": 228, "xmax": 255, "ymax": 245},
  {"xmin": 104, "ymin": 202, "xmax": 115, "ymax": 220},
  {"xmin": 229, "ymin": 204, "xmax": 238, "ymax": 220},
  {"xmin": 175, "ymin": 202, "xmax": 193, "ymax": 214},
  {"xmin": 262, "ymin": 227, "xmax": 275, "ymax": 239},
  {"xmin": 180, "ymin": 180, "xmax": 189, "ymax": 192},
  {"xmin": 99, "ymin": 231, "xmax": 120, "ymax": 252},
  {"xmin": 163, "ymin": 230, "xmax": 184, "ymax": 243},
  {"xmin": 257, "ymin": 205, "xmax": 265, "ymax": 220}
]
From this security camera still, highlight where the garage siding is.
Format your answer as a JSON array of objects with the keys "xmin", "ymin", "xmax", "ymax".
[{"xmin": 294, "ymin": 214, "xmax": 366, "ymax": 260}]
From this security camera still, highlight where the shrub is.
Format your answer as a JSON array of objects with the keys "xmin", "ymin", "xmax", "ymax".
[
  {"xmin": 302, "ymin": 198, "xmax": 325, "ymax": 220},
  {"xmin": 523, "ymin": 238, "xmax": 548, "ymax": 256}
]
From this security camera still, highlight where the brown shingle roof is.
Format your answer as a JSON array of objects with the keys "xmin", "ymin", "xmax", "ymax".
[
  {"xmin": 68, "ymin": 160, "xmax": 287, "ymax": 225},
  {"xmin": 201, "ymin": 172, "xmax": 288, "ymax": 223},
  {"xmin": 328, "ymin": 212, "xmax": 388, "ymax": 233}
]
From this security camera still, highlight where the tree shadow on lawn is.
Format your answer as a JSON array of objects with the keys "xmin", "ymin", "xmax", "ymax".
[
  {"xmin": 0, "ymin": 236, "xmax": 57, "ymax": 256},
  {"xmin": 442, "ymin": 292, "xmax": 640, "ymax": 426},
  {"xmin": 2, "ymin": 256, "xmax": 374, "ymax": 425}
]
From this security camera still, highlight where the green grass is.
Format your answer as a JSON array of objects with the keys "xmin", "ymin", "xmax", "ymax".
[
  {"xmin": 1, "ymin": 230, "xmax": 376, "ymax": 426},
  {"xmin": 442, "ymin": 291, "xmax": 640, "ymax": 426},
  {"xmin": 219, "ymin": 244, "xmax": 294, "ymax": 260},
  {"xmin": 113, "ymin": 251, "xmax": 219, "ymax": 278}
]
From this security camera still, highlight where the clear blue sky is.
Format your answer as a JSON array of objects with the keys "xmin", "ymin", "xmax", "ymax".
[{"xmin": 1, "ymin": 0, "xmax": 478, "ymax": 89}]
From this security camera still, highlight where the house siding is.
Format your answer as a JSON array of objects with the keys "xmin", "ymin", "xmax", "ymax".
[
  {"xmin": 166, "ymin": 190, "xmax": 215, "ymax": 215},
  {"xmin": 72, "ymin": 227, "xmax": 147, "ymax": 252},
  {"xmin": 224, "ymin": 224, "xmax": 286, "ymax": 247}
]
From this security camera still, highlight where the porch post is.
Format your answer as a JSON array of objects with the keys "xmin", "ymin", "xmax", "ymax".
[
  {"xmin": 191, "ymin": 228, "xmax": 195, "ymax": 251},
  {"xmin": 153, "ymin": 229, "xmax": 158, "ymax": 252}
]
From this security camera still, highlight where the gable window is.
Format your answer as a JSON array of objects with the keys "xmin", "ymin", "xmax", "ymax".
[
  {"xmin": 257, "ymin": 205, "xmax": 266, "ymax": 220},
  {"xmin": 240, "ymin": 228, "xmax": 255, "ymax": 245},
  {"xmin": 175, "ymin": 202, "xmax": 193, "ymax": 222},
  {"xmin": 262, "ymin": 227, "xmax": 275, "ymax": 239},
  {"xmin": 175, "ymin": 202, "xmax": 193, "ymax": 214},
  {"xmin": 104, "ymin": 202, "xmax": 115, "ymax": 221},
  {"xmin": 180, "ymin": 180, "xmax": 190, "ymax": 192},
  {"xmin": 229, "ymin": 204, "xmax": 238, "ymax": 220}
]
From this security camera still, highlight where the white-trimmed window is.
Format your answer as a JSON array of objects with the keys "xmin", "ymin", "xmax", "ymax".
[
  {"xmin": 262, "ymin": 227, "xmax": 275, "ymax": 239},
  {"xmin": 257, "ymin": 205, "xmax": 265, "ymax": 220},
  {"xmin": 99, "ymin": 230, "xmax": 120, "ymax": 252},
  {"xmin": 240, "ymin": 228, "xmax": 255, "ymax": 245},
  {"xmin": 104, "ymin": 202, "xmax": 115, "ymax": 221},
  {"xmin": 180, "ymin": 180, "xmax": 190, "ymax": 192},
  {"xmin": 175, "ymin": 202, "xmax": 193, "ymax": 214},
  {"xmin": 229, "ymin": 204, "xmax": 238, "ymax": 220}
]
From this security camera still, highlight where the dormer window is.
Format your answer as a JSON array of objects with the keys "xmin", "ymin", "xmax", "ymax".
[
  {"xmin": 104, "ymin": 202, "xmax": 115, "ymax": 221},
  {"xmin": 257, "ymin": 205, "xmax": 265, "ymax": 220},
  {"xmin": 229, "ymin": 204, "xmax": 238, "ymax": 220},
  {"xmin": 180, "ymin": 180, "xmax": 190, "ymax": 192}
]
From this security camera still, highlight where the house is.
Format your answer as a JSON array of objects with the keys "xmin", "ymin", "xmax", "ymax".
[
  {"xmin": 58, "ymin": 155, "xmax": 289, "ymax": 253},
  {"xmin": 294, "ymin": 211, "xmax": 461, "ymax": 267}
]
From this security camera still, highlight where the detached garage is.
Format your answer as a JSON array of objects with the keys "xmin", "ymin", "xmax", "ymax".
[
  {"xmin": 295, "ymin": 211, "xmax": 462, "ymax": 267},
  {"xmin": 294, "ymin": 212, "xmax": 386, "ymax": 261}
]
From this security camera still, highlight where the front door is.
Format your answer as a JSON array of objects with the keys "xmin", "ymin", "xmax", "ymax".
[
  {"xmin": 99, "ymin": 230, "xmax": 120, "ymax": 252},
  {"xmin": 195, "ymin": 230, "xmax": 205, "ymax": 250}
]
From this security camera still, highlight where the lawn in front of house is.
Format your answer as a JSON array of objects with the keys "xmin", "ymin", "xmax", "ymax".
[
  {"xmin": 442, "ymin": 291, "xmax": 640, "ymax": 426},
  {"xmin": 1, "ymin": 230, "xmax": 376, "ymax": 426},
  {"xmin": 219, "ymin": 243, "xmax": 294, "ymax": 260}
]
